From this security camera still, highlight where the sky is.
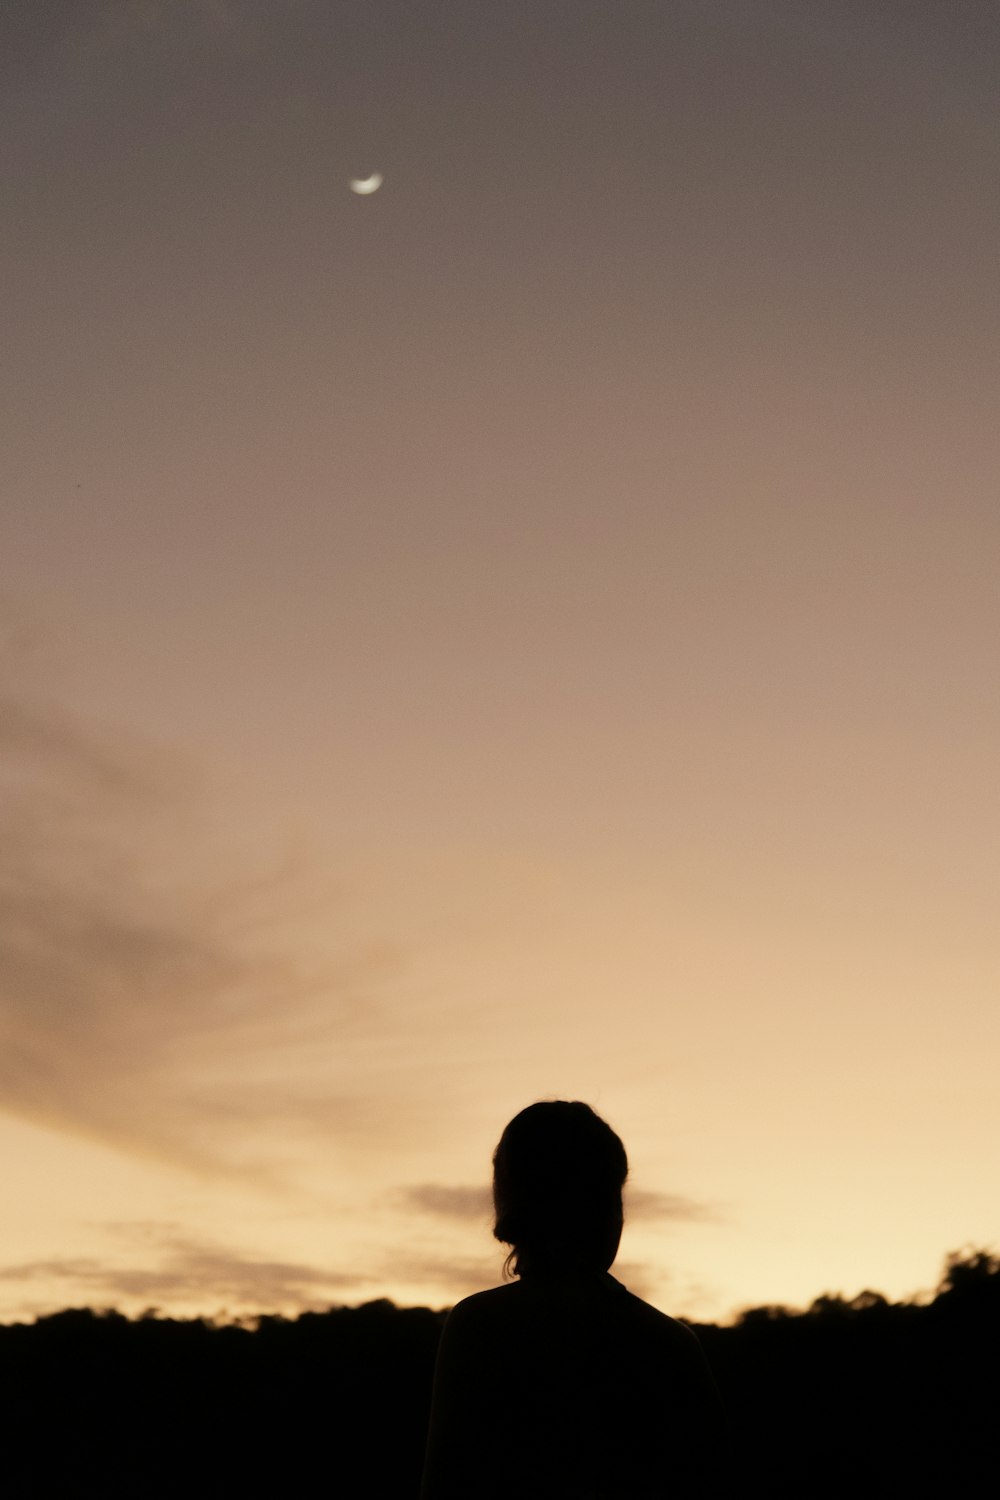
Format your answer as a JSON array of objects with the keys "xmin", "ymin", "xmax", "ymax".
[{"xmin": 1, "ymin": 0, "xmax": 998, "ymax": 1326}]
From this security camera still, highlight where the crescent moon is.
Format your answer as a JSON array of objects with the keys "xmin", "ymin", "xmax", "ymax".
[{"xmin": 349, "ymin": 173, "xmax": 383, "ymax": 195}]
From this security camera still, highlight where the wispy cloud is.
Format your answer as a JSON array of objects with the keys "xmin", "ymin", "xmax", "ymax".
[
  {"xmin": 375, "ymin": 1248, "xmax": 504, "ymax": 1304},
  {"xmin": 394, "ymin": 1182, "xmax": 716, "ymax": 1224},
  {"xmin": 0, "ymin": 1224, "xmax": 362, "ymax": 1313},
  {"xmin": 624, "ymin": 1188, "xmax": 720, "ymax": 1223},
  {"xmin": 0, "ymin": 657, "xmax": 397, "ymax": 1181},
  {"xmin": 394, "ymin": 1184, "xmax": 493, "ymax": 1220}
]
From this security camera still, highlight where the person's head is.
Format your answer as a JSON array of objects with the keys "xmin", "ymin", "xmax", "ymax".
[{"xmin": 492, "ymin": 1100, "xmax": 628, "ymax": 1278}]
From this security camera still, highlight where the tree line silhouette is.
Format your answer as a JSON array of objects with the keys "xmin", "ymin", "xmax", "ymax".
[{"xmin": 0, "ymin": 1249, "xmax": 995, "ymax": 1496}]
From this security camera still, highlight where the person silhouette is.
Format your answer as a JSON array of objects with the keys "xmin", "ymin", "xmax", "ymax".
[{"xmin": 420, "ymin": 1100, "xmax": 725, "ymax": 1498}]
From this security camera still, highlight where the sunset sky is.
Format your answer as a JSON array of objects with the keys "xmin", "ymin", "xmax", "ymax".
[{"xmin": 2, "ymin": 0, "xmax": 998, "ymax": 1326}]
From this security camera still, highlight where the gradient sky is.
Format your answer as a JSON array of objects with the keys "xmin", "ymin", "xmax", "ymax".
[{"xmin": 2, "ymin": 0, "xmax": 998, "ymax": 1325}]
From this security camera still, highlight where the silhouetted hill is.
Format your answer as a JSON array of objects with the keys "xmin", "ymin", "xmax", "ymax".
[{"xmin": 0, "ymin": 1251, "xmax": 995, "ymax": 1496}]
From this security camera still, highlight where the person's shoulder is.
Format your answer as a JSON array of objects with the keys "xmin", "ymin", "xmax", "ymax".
[
  {"xmin": 442, "ymin": 1282, "xmax": 521, "ymax": 1329},
  {"xmin": 436, "ymin": 1282, "xmax": 523, "ymax": 1360},
  {"xmin": 611, "ymin": 1280, "xmax": 706, "ymax": 1354}
]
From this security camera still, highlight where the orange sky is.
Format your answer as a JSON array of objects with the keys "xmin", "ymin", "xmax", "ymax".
[{"xmin": 1, "ymin": 0, "xmax": 998, "ymax": 1325}]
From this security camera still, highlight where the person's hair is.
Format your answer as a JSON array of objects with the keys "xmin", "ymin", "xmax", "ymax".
[{"xmin": 492, "ymin": 1100, "xmax": 628, "ymax": 1278}]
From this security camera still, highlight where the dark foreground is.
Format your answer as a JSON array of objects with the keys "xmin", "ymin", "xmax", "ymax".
[{"xmin": 1, "ymin": 1250, "xmax": 996, "ymax": 1497}]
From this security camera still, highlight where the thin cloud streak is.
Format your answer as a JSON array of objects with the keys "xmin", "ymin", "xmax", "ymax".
[
  {"xmin": 624, "ymin": 1188, "xmax": 723, "ymax": 1224},
  {"xmin": 0, "ymin": 678, "xmax": 398, "ymax": 1183},
  {"xmin": 396, "ymin": 1184, "xmax": 493, "ymax": 1220},
  {"xmin": 397, "ymin": 1182, "xmax": 717, "ymax": 1223},
  {"xmin": 0, "ymin": 1228, "xmax": 362, "ymax": 1313}
]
